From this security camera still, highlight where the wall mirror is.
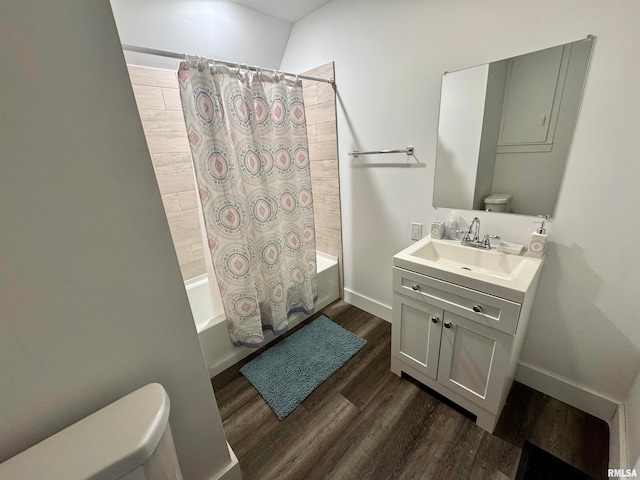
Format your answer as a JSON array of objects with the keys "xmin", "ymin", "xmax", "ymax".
[{"xmin": 433, "ymin": 36, "xmax": 594, "ymax": 217}]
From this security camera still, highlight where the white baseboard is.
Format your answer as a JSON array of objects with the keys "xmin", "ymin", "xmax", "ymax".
[
  {"xmin": 343, "ymin": 288, "xmax": 392, "ymax": 322},
  {"xmin": 515, "ymin": 361, "xmax": 618, "ymax": 421},
  {"xmin": 212, "ymin": 443, "xmax": 241, "ymax": 480}
]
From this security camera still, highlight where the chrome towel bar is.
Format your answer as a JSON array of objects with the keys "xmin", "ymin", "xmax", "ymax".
[{"xmin": 349, "ymin": 145, "xmax": 415, "ymax": 159}]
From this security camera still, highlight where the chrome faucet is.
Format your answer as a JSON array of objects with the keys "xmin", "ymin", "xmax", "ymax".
[
  {"xmin": 460, "ymin": 217, "xmax": 500, "ymax": 249},
  {"xmin": 468, "ymin": 217, "xmax": 481, "ymax": 243}
]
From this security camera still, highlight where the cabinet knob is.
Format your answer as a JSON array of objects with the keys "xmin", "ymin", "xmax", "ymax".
[
  {"xmin": 431, "ymin": 316, "xmax": 439, "ymax": 324},
  {"xmin": 411, "ymin": 284, "xmax": 420, "ymax": 291},
  {"xmin": 444, "ymin": 321, "xmax": 452, "ymax": 329},
  {"xmin": 472, "ymin": 304, "xmax": 483, "ymax": 313}
]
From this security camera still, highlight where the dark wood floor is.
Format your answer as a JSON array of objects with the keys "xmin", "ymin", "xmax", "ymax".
[{"xmin": 212, "ymin": 301, "xmax": 609, "ymax": 480}]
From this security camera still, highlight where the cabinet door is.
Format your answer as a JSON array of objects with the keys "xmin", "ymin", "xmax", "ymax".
[
  {"xmin": 437, "ymin": 311, "xmax": 512, "ymax": 414},
  {"xmin": 392, "ymin": 294, "xmax": 443, "ymax": 380},
  {"xmin": 499, "ymin": 45, "xmax": 563, "ymax": 144}
]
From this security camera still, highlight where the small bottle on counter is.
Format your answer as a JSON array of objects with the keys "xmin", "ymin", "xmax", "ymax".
[{"xmin": 526, "ymin": 216, "xmax": 549, "ymax": 258}]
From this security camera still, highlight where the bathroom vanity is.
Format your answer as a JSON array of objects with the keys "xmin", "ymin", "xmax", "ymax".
[{"xmin": 391, "ymin": 236, "xmax": 543, "ymax": 432}]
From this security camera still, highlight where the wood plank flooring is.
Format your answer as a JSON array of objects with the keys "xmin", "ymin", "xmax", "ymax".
[{"xmin": 211, "ymin": 301, "xmax": 609, "ymax": 480}]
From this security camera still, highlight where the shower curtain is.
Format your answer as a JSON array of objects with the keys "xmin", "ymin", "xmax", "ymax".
[{"xmin": 178, "ymin": 59, "xmax": 317, "ymax": 347}]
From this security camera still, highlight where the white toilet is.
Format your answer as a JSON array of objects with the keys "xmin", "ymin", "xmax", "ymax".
[
  {"xmin": 0, "ymin": 383, "xmax": 183, "ymax": 480},
  {"xmin": 484, "ymin": 193, "xmax": 513, "ymax": 213}
]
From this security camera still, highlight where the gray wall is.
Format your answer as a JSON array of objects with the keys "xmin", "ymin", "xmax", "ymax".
[{"xmin": 0, "ymin": 2, "xmax": 232, "ymax": 479}]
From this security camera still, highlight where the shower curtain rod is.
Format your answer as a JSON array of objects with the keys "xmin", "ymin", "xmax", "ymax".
[{"xmin": 121, "ymin": 44, "xmax": 335, "ymax": 85}]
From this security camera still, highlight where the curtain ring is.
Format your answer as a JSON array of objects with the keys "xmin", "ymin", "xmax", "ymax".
[{"xmin": 241, "ymin": 64, "xmax": 250, "ymax": 84}]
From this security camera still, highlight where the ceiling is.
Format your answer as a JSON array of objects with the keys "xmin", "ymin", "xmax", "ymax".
[{"xmin": 227, "ymin": 0, "xmax": 333, "ymax": 22}]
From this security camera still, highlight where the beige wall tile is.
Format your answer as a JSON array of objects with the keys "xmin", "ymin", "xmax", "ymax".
[
  {"xmin": 145, "ymin": 132, "xmax": 191, "ymax": 154},
  {"xmin": 156, "ymin": 171, "xmax": 197, "ymax": 194},
  {"xmin": 140, "ymin": 109, "xmax": 187, "ymax": 133},
  {"xmin": 313, "ymin": 192, "xmax": 326, "ymax": 211},
  {"xmin": 131, "ymin": 67, "xmax": 207, "ymax": 281},
  {"xmin": 309, "ymin": 141, "xmax": 338, "ymax": 161},
  {"xmin": 326, "ymin": 243, "xmax": 342, "ymax": 259},
  {"xmin": 132, "ymin": 85, "xmax": 165, "ymax": 110},
  {"xmin": 303, "ymin": 63, "xmax": 334, "ymax": 80},
  {"xmin": 313, "ymin": 177, "xmax": 339, "ymax": 195},
  {"xmin": 191, "ymin": 243, "xmax": 204, "ymax": 260},
  {"xmin": 178, "ymin": 190, "xmax": 198, "ymax": 210},
  {"xmin": 305, "ymin": 101, "xmax": 335, "ymax": 125},
  {"xmin": 302, "ymin": 84, "xmax": 318, "ymax": 105},
  {"xmin": 309, "ymin": 161, "xmax": 324, "ymax": 179},
  {"xmin": 171, "ymin": 227, "xmax": 203, "ymax": 249},
  {"xmin": 324, "ymin": 214, "xmax": 341, "ymax": 231},
  {"xmin": 161, "ymin": 193, "xmax": 181, "ymax": 213},
  {"xmin": 322, "ymin": 227, "xmax": 342, "ymax": 247},
  {"xmin": 181, "ymin": 260, "xmax": 206, "ymax": 280},
  {"xmin": 128, "ymin": 65, "xmax": 178, "ymax": 88},
  {"xmin": 166, "ymin": 208, "xmax": 200, "ymax": 232},
  {"xmin": 322, "ymin": 160, "xmax": 338, "ymax": 176},
  {"xmin": 176, "ymin": 245, "xmax": 195, "ymax": 264},
  {"xmin": 306, "ymin": 124, "xmax": 317, "ymax": 144},
  {"xmin": 316, "ymin": 236, "xmax": 329, "ymax": 254},
  {"xmin": 152, "ymin": 153, "xmax": 194, "ymax": 175},
  {"xmin": 317, "ymin": 84, "xmax": 335, "ymax": 104},
  {"xmin": 162, "ymin": 87, "xmax": 183, "ymax": 110},
  {"xmin": 316, "ymin": 121, "xmax": 337, "ymax": 143},
  {"xmin": 304, "ymin": 62, "xmax": 342, "ymax": 295},
  {"xmin": 325, "ymin": 194, "xmax": 340, "ymax": 212},
  {"xmin": 314, "ymin": 205, "xmax": 328, "ymax": 222}
]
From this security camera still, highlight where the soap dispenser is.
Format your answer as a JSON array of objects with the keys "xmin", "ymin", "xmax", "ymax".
[{"xmin": 526, "ymin": 216, "xmax": 549, "ymax": 258}]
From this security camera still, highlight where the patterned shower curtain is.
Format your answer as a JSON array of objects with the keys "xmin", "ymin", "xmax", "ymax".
[{"xmin": 178, "ymin": 59, "xmax": 317, "ymax": 347}]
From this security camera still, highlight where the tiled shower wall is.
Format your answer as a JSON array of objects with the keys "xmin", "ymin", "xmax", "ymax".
[
  {"xmin": 128, "ymin": 64, "xmax": 342, "ymax": 288},
  {"xmin": 129, "ymin": 66, "xmax": 206, "ymax": 280},
  {"xmin": 301, "ymin": 63, "xmax": 344, "ymax": 293}
]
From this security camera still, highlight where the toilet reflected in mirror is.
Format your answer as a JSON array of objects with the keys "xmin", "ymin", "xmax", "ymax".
[{"xmin": 484, "ymin": 194, "xmax": 512, "ymax": 213}]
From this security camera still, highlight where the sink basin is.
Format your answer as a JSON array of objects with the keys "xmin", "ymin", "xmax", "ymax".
[
  {"xmin": 393, "ymin": 236, "xmax": 543, "ymax": 302},
  {"xmin": 412, "ymin": 241, "xmax": 525, "ymax": 279}
]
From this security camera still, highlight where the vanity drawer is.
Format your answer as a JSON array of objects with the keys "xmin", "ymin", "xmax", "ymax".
[{"xmin": 393, "ymin": 267, "xmax": 521, "ymax": 335}]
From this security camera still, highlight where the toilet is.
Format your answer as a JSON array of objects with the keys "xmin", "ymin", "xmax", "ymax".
[
  {"xmin": 0, "ymin": 383, "xmax": 183, "ymax": 480},
  {"xmin": 484, "ymin": 193, "xmax": 513, "ymax": 213}
]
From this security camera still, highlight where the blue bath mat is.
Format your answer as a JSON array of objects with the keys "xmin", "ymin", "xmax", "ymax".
[{"xmin": 240, "ymin": 315, "xmax": 366, "ymax": 420}]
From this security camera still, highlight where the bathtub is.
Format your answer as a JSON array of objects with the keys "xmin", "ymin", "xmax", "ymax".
[{"xmin": 186, "ymin": 251, "xmax": 340, "ymax": 377}]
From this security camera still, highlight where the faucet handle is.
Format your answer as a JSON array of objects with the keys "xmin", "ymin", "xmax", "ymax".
[
  {"xmin": 482, "ymin": 234, "xmax": 500, "ymax": 247},
  {"xmin": 456, "ymin": 229, "xmax": 470, "ymax": 242}
]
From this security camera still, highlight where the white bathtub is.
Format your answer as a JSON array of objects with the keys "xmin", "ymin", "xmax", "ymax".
[{"xmin": 186, "ymin": 251, "xmax": 340, "ymax": 377}]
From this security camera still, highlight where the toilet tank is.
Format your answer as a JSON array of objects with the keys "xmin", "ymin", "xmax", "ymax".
[
  {"xmin": 0, "ymin": 383, "xmax": 183, "ymax": 480},
  {"xmin": 484, "ymin": 193, "xmax": 513, "ymax": 212}
]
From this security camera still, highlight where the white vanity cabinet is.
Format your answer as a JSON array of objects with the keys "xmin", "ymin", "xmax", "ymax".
[{"xmin": 391, "ymin": 266, "xmax": 539, "ymax": 433}]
